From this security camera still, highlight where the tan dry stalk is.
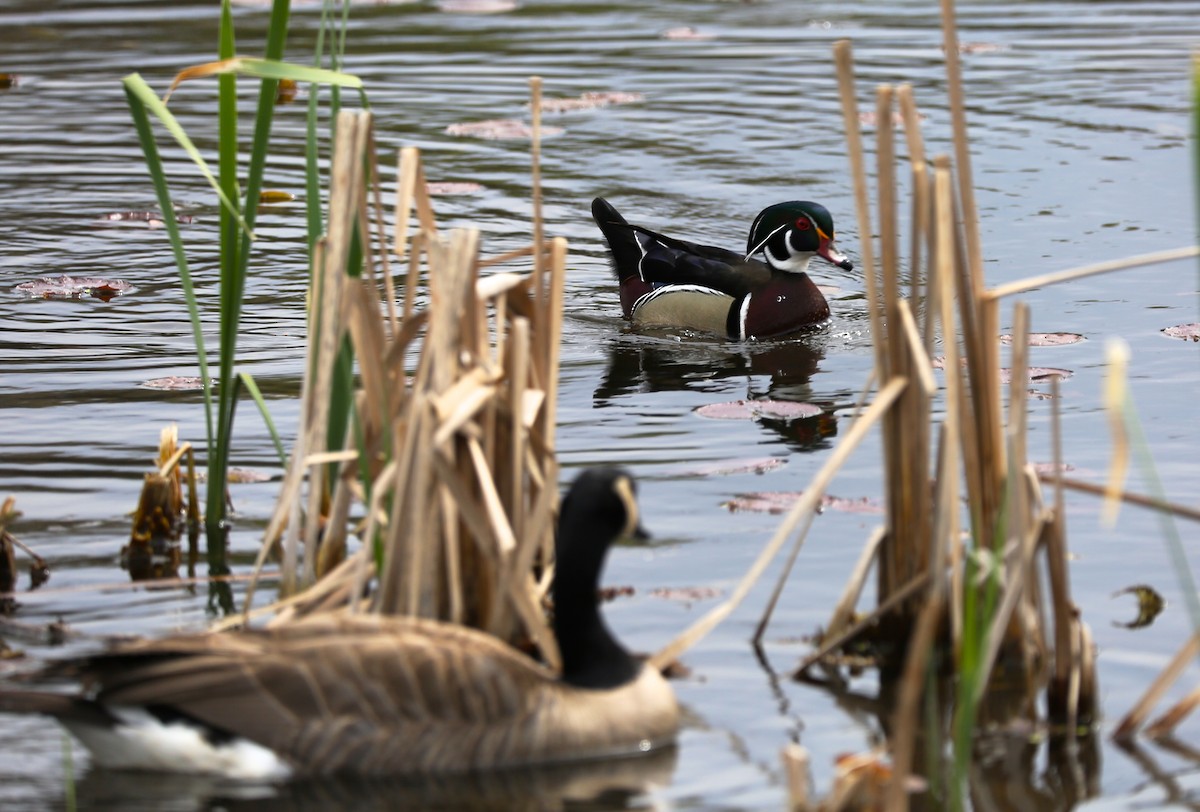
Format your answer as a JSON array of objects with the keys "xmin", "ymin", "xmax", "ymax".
[
  {"xmin": 986, "ymin": 245, "xmax": 1200, "ymax": 301},
  {"xmin": 833, "ymin": 41, "xmax": 884, "ymax": 376},
  {"xmin": 529, "ymin": 76, "xmax": 546, "ymax": 305},
  {"xmin": 1114, "ymin": 633, "xmax": 1200, "ymax": 741},
  {"xmin": 651, "ymin": 376, "xmax": 910, "ymax": 671},
  {"xmin": 782, "ymin": 743, "xmax": 813, "ymax": 811},
  {"xmin": 885, "ymin": 568, "xmax": 947, "ymax": 812},
  {"xmin": 1145, "ymin": 686, "xmax": 1200, "ymax": 740},
  {"xmin": 824, "ymin": 526, "xmax": 886, "ymax": 641},
  {"xmin": 793, "ymin": 570, "xmax": 933, "ymax": 678},
  {"xmin": 933, "ymin": 156, "xmax": 966, "ymax": 650},
  {"xmin": 1037, "ymin": 475, "xmax": 1200, "ymax": 523}
]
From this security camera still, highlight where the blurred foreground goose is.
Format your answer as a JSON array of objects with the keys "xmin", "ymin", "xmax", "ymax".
[
  {"xmin": 592, "ymin": 197, "xmax": 853, "ymax": 339},
  {"xmin": 0, "ymin": 468, "xmax": 678, "ymax": 778}
]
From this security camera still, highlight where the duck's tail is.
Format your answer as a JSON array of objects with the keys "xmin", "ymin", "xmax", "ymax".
[{"xmin": 591, "ymin": 198, "xmax": 643, "ymax": 282}]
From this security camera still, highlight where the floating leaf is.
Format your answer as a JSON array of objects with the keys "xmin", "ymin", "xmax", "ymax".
[
  {"xmin": 98, "ymin": 211, "xmax": 196, "ymax": 228},
  {"xmin": 650, "ymin": 586, "xmax": 722, "ymax": 603},
  {"xmin": 684, "ymin": 458, "xmax": 787, "ymax": 477},
  {"xmin": 932, "ymin": 356, "xmax": 1073, "ymax": 383},
  {"xmin": 437, "ymin": 0, "xmax": 518, "ymax": 12},
  {"xmin": 15, "ymin": 275, "xmax": 133, "ymax": 301},
  {"xmin": 1163, "ymin": 323, "xmax": 1200, "ymax": 341},
  {"xmin": 597, "ymin": 585, "xmax": 635, "ymax": 602},
  {"xmin": 661, "ymin": 26, "xmax": 715, "ymax": 40},
  {"xmin": 259, "ymin": 190, "xmax": 295, "ymax": 205},
  {"xmin": 1024, "ymin": 367, "xmax": 1073, "ymax": 382},
  {"xmin": 957, "ymin": 42, "xmax": 1009, "ymax": 54},
  {"xmin": 275, "ymin": 78, "xmax": 298, "ymax": 104},
  {"xmin": 141, "ymin": 376, "xmax": 207, "ymax": 391},
  {"xmin": 722, "ymin": 491, "xmax": 883, "ymax": 515},
  {"xmin": 535, "ymin": 91, "xmax": 645, "ymax": 113},
  {"xmin": 1031, "ymin": 461, "xmax": 1074, "ymax": 475},
  {"xmin": 444, "ymin": 119, "xmax": 564, "ymax": 140},
  {"xmin": 999, "ymin": 332, "xmax": 1085, "ymax": 347},
  {"xmin": 0, "ymin": 74, "xmax": 18, "ymax": 90},
  {"xmin": 695, "ymin": 399, "xmax": 823, "ymax": 421},
  {"xmin": 426, "ymin": 181, "xmax": 485, "ymax": 196},
  {"xmin": 1112, "ymin": 584, "xmax": 1165, "ymax": 630},
  {"xmin": 227, "ymin": 467, "xmax": 273, "ymax": 484}
]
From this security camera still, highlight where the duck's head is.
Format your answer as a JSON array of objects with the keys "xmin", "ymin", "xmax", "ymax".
[{"xmin": 745, "ymin": 201, "xmax": 854, "ymax": 274}]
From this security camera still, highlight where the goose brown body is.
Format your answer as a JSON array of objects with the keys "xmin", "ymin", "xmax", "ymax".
[{"xmin": 0, "ymin": 468, "xmax": 679, "ymax": 777}]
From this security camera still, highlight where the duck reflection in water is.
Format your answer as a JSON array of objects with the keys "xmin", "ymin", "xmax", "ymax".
[{"xmin": 594, "ymin": 332, "xmax": 838, "ymax": 453}]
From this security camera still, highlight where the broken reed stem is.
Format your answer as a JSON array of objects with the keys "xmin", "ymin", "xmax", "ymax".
[
  {"xmin": 1037, "ymin": 475, "xmax": 1200, "ymax": 523},
  {"xmin": 651, "ymin": 376, "xmax": 909, "ymax": 671},
  {"xmin": 529, "ymin": 76, "xmax": 545, "ymax": 306},
  {"xmin": 1145, "ymin": 686, "xmax": 1200, "ymax": 739},
  {"xmin": 794, "ymin": 569, "xmax": 933, "ymax": 677},
  {"xmin": 824, "ymin": 526, "xmax": 886, "ymax": 640},
  {"xmin": 939, "ymin": 0, "xmax": 984, "ymax": 307},
  {"xmin": 834, "ymin": 40, "xmax": 884, "ymax": 377},
  {"xmin": 986, "ymin": 245, "xmax": 1200, "ymax": 300},
  {"xmin": 1114, "ymin": 633, "xmax": 1200, "ymax": 741},
  {"xmin": 886, "ymin": 569, "xmax": 947, "ymax": 812}
]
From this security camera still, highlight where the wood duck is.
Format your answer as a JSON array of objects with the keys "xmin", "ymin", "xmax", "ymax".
[
  {"xmin": 0, "ymin": 468, "xmax": 679, "ymax": 777},
  {"xmin": 592, "ymin": 197, "xmax": 853, "ymax": 340}
]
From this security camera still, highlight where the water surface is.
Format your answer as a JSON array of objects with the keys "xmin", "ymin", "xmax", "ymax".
[{"xmin": 0, "ymin": 0, "xmax": 1198, "ymax": 808}]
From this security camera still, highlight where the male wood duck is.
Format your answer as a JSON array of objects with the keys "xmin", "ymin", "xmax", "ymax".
[{"xmin": 592, "ymin": 197, "xmax": 853, "ymax": 340}]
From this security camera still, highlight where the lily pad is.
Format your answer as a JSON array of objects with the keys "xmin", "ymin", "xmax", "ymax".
[
  {"xmin": 227, "ymin": 467, "xmax": 274, "ymax": 484},
  {"xmin": 141, "ymin": 376, "xmax": 206, "ymax": 391},
  {"xmin": 445, "ymin": 119, "xmax": 564, "ymax": 140},
  {"xmin": 15, "ymin": 275, "xmax": 133, "ymax": 301},
  {"xmin": 661, "ymin": 26, "xmax": 715, "ymax": 40},
  {"xmin": 1163, "ymin": 323, "xmax": 1200, "ymax": 341},
  {"xmin": 695, "ymin": 399, "xmax": 822, "ymax": 421},
  {"xmin": 536, "ymin": 92, "xmax": 645, "ymax": 113},
  {"xmin": 999, "ymin": 332, "xmax": 1084, "ymax": 347},
  {"xmin": 437, "ymin": 0, "xmax": 517, "ymax": 12},
  {"xmin": 722, "ymin": 491, "xmax": 883, "ymax": 515},
  {"xmin": 932, "ymin": 357, "xmax": 1073, "ymax": 383},
  {"xmin": 98, "ymin": 211, "xmax": 195, "ymax": 228},
  {"xmin": 650, "ymin": 586, "xmax": 722, "ymax": 603},
  {"xmin": 426, "ymin": 181, "xmax": 485, "ymax": 196},
  {"xmin": 684, "ymin": 458, "xmax": 787, "ymax": 477}
]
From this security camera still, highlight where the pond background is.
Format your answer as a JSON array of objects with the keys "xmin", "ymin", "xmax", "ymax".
[{"xmin": 1, "ymin": 0, "xmax": 1198, "ymax": 808}]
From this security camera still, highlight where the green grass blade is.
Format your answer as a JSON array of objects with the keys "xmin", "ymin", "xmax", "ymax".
[
  {"xmin": 238, "ymin": 371, "xmax": 288, "ymax": 468},
  {"xmin": 120, "ymin": 75, "xmax": 253, "ymax": 238},
  {"xmin": 123, "ymin": 77, "xmax": 215, "ymax": 456}
]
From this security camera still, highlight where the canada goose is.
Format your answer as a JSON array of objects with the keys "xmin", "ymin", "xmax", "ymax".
[{"xmin": 0, "ymin": 467, "xmax": 679, "ymax": 778}]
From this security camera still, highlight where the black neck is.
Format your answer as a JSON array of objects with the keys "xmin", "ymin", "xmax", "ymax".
[{"xmin": 553, "ymin": 558, "xmax": 640, "ymax": 689}]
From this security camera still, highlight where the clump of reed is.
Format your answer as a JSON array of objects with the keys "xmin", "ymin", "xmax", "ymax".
[
  {"xmin": 124, "ymin": 0, "xmax": 364, "ymax": 557},
  {"xmin": 756, "ymin": 4, "xmax": 1200, "ymax": 808},
  {"xmin": 239, "ymin": 82, "xmax": 567, "ymax": 659}
]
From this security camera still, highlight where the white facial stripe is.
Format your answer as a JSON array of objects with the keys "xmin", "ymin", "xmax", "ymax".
[{"xmin": 744, "ymin": 223, "xmax": 789, "ymax": 262}]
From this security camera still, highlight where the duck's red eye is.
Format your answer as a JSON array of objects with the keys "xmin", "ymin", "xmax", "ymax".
[{"xmin": 795, "ymin": 217, "xmax": 811, "ymax": 230}]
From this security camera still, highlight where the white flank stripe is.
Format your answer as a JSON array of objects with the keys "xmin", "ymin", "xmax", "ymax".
[{"xmin": 739, "ymin": 293, "xmax": 752, "ymax": 340}]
